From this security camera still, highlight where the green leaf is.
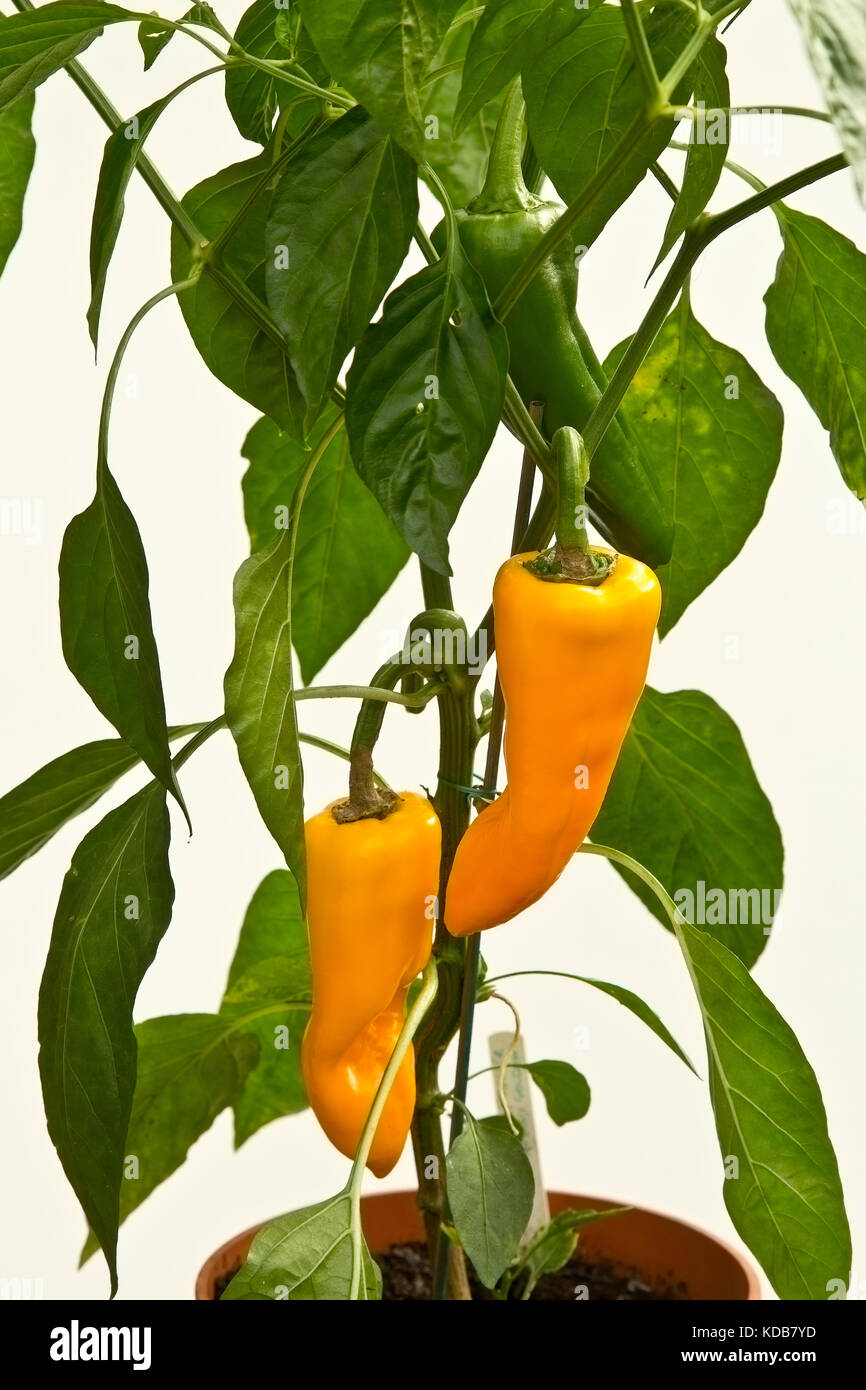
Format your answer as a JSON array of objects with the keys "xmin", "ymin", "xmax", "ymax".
[
  {"xmin": 605, "ymin": 294, "xmax": 783, "ymax": 634},
  {"xmin": 0, "ymin": 724, "xmax": 199, "ymax": 881},
  {"xmin": 592, "ymin": 688, "xmax": 784, "ymax": 968},
  {"xmin": 265, "ymin": 106, "xmax": 418, "ymax": 426},
  {"xmin": 136, "ymin": 17, "xmax": 174, "ymax": 70},
  {"xmin": 38, "ymin": 783, "xmax": 174, "ymax": 1294},
  {"xmin": 220, "ymin": 869, "xmax": 311, "ymax": 1146},
  {"xmin": 225, "ymin": 0, "xmax": 326, "ymax": 145},
  {"xmin": 521, "ymin": 1060, "xmax": 590, "ymax": 1127},
  {"xmin": 171, "ymin": 155, "xmax": 307, "ymax": 442},
  {"xmin": 787, "ymin": 0, "xmax": 866, "ymax": 200},
  {"xmin": 298, "ymin": 0, "xmax": 457, "ymax": 159},
  {"xmin": 0, "ymin": 91, "xmax": 35, "ymax": 278},
  {"xmin": 345, "ymin": 238, "xmax": 508, "ymax": 575},
  {"xmin": 446, "ymin": 1114, "xmax": 535, "ymax": 1288},
  {"xmin": 80, "ymin": 1013, "xmax": 259, "ymax": 1263},
  {"xmin": 88, "ymin": 97, "xmax": 173, "ymax": 350},
  {"xmin": 58, "ymin": 463, "xmax": 185, "ymax": 819},
  {"xmin": 222, "ymin": 1195, "xmax": 382, "ymax": 1300},
  {"xmin": 455, "ymin": 0, "xmax": 601, "ymax": 130},
  {"xmin": 677, "ymin": 920, "xmax": 851, "ymax": 1300},
  {"xmin": 765, "ymin": 208, "xmax": 866, "ymax": 501},
  {"xmin": 654, "ymin": 35, "xmax": 730, "ymax": 269},
  {"xmin": 567, "ymin": 975, "xmax": 696, "ymax": 1074},
  {"xmin": 421, "ymin": 5, "xmax": 506, "ymax": 209},
  {"xmin": 523, "ymin": 3, "xmax": 694, "ymax": 251},
  {"xmin": 516, "ymin": 1207, "xmax": 627, "ymax": 1297},
  {"xmin": 224, "ymin": 530, "xmax": 306, "ymax": 900},
  {"xmin": 0, "ymin": 2, "xmax": 132, "ymax": 113},
  {"xmin": 242, "ymin": 409, "xmax": 408, "ymax": 683}
]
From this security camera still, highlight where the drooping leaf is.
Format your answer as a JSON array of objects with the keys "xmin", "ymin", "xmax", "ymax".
[
  {"xmin": 80, "ymin": 1014, "xmax": 259, "ymax": 1262},
  {"xmin": 677, "ymin": 920, "xmax": 851, "ymax": 1300},
  {"xmin": 605, "ymin": 294, "xmax": 783, "ymax": 634},
  {"xmin": 345, "ymin": 239, "xmax": 508, "ymax": 575},
  {"xmin": 38, "ymin": 783, "xmax": 174, "ymax": 1293},
  {"xmin": 265, "ymin": 105, "xmax": 418, "ymax": 426},
  {"xmin": 136, "ymin": 5, "xmax": 220, "ymax": 70},
  {"xmin": 242, "ymin": 410, "xmax": 408, "ymax": 683},
  {"xmin": 224, "ymin": 531, "xmax": 306, "ymax": 900},
  {"xmin": 225, "ymin": 0, "xmax": 327, "ymax": 146},
  {"xmin": 521, "ymin": 1060, "xmax": 590, "ymax": 1127},
  {"xmin": 59, "ymin": 464, "xmax": 185, "ymax": 818},
  {"xmin": 298, "ymin": 0, "xmax": 458, "ymax": 159},
  {"xmin": 765, "ymin": 208, "xmax": 866, "ymax": 502},
  {"xmin": 0, "ymin": 91, "xmax": 35, "ymax": 277},
  {"xmin": 0, "ymin": 2, "xmax": 132, "ymax": 113},
  {"xmin": 592, "ymin": 688, "xmax": 784, "ymax": 968},
  {"xmin": 523, "ymin": 3, "xmax": 695, "ymax": 252},
  {"xmin": 446, "ymin": 1114, "xmax": 535, "ymax": 1288},
  {"xmin": 787, "ymin": 0, "xmax": 866, "ymax": 200},
  {"xmin": 222, "ymin": 1195, "xmax": 382, "ymax": 1300},
  {"xmin": 220, "ymin": 870, "xmax": 311, "ymax": 1146},
  {"xmin": 88, "ymin": 96, "xmax": 174, "ymax": 349},
  {"xmin": 0, "ymin": 724, "xmax": 199, "ymax": 881},
  {"xmin": 421, "ymin": 4, "xmax": 506, "ymax": 209},
  {"xmin": 455, "ymin": 0, "xmax": 601, "ymax": 130},
  {"xmin": 171, "ymin": 155, "xmax": 307, "ymax": 442},
  {"xmin": 655, "ymin": 35, "xmax": 730, "ymax": 269}
]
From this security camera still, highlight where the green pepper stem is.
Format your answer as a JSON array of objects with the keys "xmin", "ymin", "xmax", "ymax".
[
  {"xmin": 469, "ymin": 77, "xmax": 534, "ymax": 214},
  {"xmin": 552, "ymin": 427, "xmax": 590, "ymax": 550}
]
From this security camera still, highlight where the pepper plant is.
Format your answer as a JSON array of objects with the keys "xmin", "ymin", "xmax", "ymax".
[{"xmin": 0, "ymin": 0, "xmax": 863, "ymax": 1302}]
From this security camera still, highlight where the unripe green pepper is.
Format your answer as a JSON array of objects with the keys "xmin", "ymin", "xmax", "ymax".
[{"xmin": 433, "ymin": 83, "xmax": 672, "ymax": 570}]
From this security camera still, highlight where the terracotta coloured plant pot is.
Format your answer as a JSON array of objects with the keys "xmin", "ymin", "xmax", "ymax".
[{"xmin": 195, "ymin": 1190, "xmax": 761, "ymax": 1300}]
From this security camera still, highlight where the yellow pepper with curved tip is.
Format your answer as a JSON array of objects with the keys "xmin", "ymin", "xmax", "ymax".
[
  {"xmin": 445, "ymin": 548, "xmax": 661, "ymax": 937},
  {"xmin": 301, "ymin": 791, "xmax": 440, "ymax": 1177}
]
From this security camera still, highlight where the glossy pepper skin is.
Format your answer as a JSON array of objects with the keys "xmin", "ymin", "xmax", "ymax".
[
  {"xmin": 445, "ymin": 550, "xmax": 661, "ymax": 937},
  {"xmin": 301, "ymin": 792, "xmax": 440, "ymax": 1177},
  {"xmin": 433, "ymin": 83, "xmax": 672, "ymax": 570}
]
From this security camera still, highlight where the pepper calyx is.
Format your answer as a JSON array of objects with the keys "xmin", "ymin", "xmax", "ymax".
[{"xmin": 524, "ymin": 545, "xmax": 617, "ymax": 587}]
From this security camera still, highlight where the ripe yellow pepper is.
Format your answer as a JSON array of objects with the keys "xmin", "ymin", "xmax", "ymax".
[
  {"xmin": 445, "ymin": 542, "xmax": 660, "ymax": 938},
  {"xmin": 301, "ymin": 791, "xmax": 440, "ymax": 1176}
]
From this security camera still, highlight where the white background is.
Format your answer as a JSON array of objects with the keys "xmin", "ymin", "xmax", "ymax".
[{"xmin": 1, "ymin": 0, "xmax": 864, "ymax": 1301}]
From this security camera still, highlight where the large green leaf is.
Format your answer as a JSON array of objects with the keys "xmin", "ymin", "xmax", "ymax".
[
  {"xmin": 223, "ymin": 1195, "xmax": 382, "ymax": 1300},
  {"xmin": 81, "ymin": 1013, "xmax": 259, "ymax": 1262},
  {"xmin": 225, "ymin": 0, "xmax": 326, "ymax": 145},
  {"xmin": 170, "ymin": 155, "xmax": 306, "ymax": 441},
  {"xmin": 298, "ymin": 0, "xmax": 458, "ymax": 159},
  {"xmin": 677, "ymin": 920, "xmax": 851, "ymax": 1300},
  {"xmin": 0, "ymin": 724, "xmax": 199, "ymax": 881},
  {"xmin": 345, "ymin": 238, "xmax": 508, "ymax": 575},
  {"xmin": 421, "ymin": 4, "xmax": 505, "ymax": 209},
  {"xmin": 455, "ymin": 0, "xmax": 601, "ymax": 129},
  {"xmin": 220, "ymin": 870, "xmax": 311, "ymax": 1146},
  {"xmin": 765, "ymin": 208, "xmax": 866, "ymax": 501},
  {"xmin": 0, "ymin": 91, "xmax": 35, "ymax": 277},
  {"xmin": 591, "ymin": 688, "xmax": 784, "ymax": 968},
  {"xmin": 787, "ymin": 0, "xmax": 866, "ymax": 200},
  {"xmin": 265, "ymin": 106, "xmax": 418, "ymax": 426},
  {"xmin": 58, "ymin": 463, "xmax": 185, "ymax": 819},
  {"xmin": 654, "ymin": 35, "xmax": 730, "ymax": 269},
  {"xmin": 522, "ymin": 3, "xmax": 694, "ymax": 250},
  {"xmin": 242, "ymin": 410, "xmax": 408, "ymax": 683},
  {"xmin": 0, "ymin": 2, "xmax": 132, "ymax": 113},
  {"xmin": 605, "ymin": 294, "xmax": 783, "ymax": 634},
  {"xmin": 446, "ymin": 1114, "xmax": 535, "ymax": 1288},
  {"xmin": 38, "ymin": 783, "xmax": 174, "ymax": 1294},
  {"xmin": 224, "ymin": 529, "xmax": 306, "ymax": 900}
]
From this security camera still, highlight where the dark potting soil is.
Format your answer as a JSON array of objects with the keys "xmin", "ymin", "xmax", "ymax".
[{"xmin": 212, "ymin": 1242, "xmax": 687, "ymax": 1301}]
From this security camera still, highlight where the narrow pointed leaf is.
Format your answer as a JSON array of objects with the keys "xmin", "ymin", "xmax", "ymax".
[
  {"xmin": 38, "ymin": 783, "xmax": 174, "ymax": 1293},
  {"xmin": 0, "ymin": 91, "xmax": 35, "ymax": 277},
  {"xmin": 59, "ymin": 464, "xmax": 184, "ymax": 818},
  {"xmin": 0, "ymin": 3, "xmax": 133, "ymax": 113},
  {"xmin": 654, "ymin": 36, "xmax": 730, "ymax": 269},
  {"xmin": 765, "ymin": 208, "xmax": 866, "ymax": 501},
  {"xmin": 677, "ymin": 920, "xmax": 851, "ymax": 1300}
]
